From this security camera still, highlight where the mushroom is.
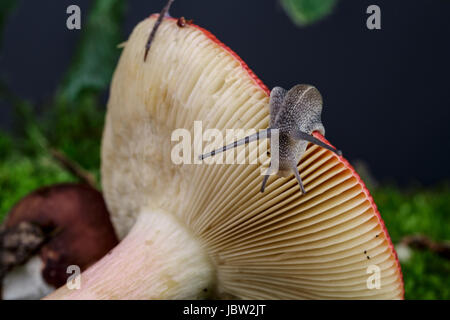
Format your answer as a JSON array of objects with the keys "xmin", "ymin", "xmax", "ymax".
[
  {"xmin": 47, "ymin": 15, "xmax": 403, "ymax": 300},
  {"xmin": 1, "ymin": 184, "xmax": 118, "ymax": 299}
]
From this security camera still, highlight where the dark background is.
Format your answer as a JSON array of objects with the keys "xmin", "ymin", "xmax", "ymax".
[{"xmin": 0, "ymin": 0, "xmax": 449, "ymax": 185}]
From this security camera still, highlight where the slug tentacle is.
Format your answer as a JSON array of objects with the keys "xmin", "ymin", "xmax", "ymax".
[
  {"xmin": 199, "ymin": 129, "xmax": 271, "ymax": 160},
  {"xmin": 294, "ymin": 130, "xmax": 342, "ymax": 156}
]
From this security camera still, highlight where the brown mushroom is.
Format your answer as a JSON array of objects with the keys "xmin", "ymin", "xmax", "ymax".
[{"xmin": 1, "ymin": 184, "xmax": 118, "ymax": 299}]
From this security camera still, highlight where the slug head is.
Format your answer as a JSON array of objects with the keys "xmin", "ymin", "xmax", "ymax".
[{"xmin": 280, "ymin": 84, "xmax": 325, "ymax": 136}]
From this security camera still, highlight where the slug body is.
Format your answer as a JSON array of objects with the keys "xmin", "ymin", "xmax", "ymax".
[
  {"xmin": 270, "ymin": 85, "xmax": 325, "ymax": 177},
  {"xmin": 200, "ymin": 84, "xmax": 341, "ymax": 194}
]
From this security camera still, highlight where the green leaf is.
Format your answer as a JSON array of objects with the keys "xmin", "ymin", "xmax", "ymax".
[
  {"xmin": 281, "ymin": 0, "xmax": 337, "ymax": 26},
  {"xmin": 0, "ymin": 0, "xmax": 17, "ymax": 47},
  {"xmin": 59, "ymin": 0, "xmax": 126, "ymax": 101},
  {"xmin": 47, "ymin": 0, "xmax": 127, "ymax": 172}
]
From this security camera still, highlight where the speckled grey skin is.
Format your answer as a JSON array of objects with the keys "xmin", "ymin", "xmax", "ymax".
[
  {"xmin": 270, "ymin": 85, "xmax": 325, "ymax": 178},
  {"xmin": 200, "ymin": 84, "xmax": 341, "ymax": 194}
]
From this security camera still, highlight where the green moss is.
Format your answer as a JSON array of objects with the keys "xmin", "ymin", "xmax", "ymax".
[
  {"xmin": 401, "ymin": 250, "xmax": 450, "ymax": 300},
  {"xmin": 373, "ymin": 186, "xmax": 450, "ymax": 243},
  {"xmin": 0, "ymin": 155, "xmax": 76, "ymax": 221},
  {"xmin": 373, "ymin": 186, "xmax": 450, "ymax": 299}
]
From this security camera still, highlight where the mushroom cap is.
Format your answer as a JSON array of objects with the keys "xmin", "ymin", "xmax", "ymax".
[
  {"xmin": 3, "ymin": 184, "xmax": 118, "ymax": 289},
  {"xmin": 101, "ymin": 16, "xmax": 404, "ymax": 299}
]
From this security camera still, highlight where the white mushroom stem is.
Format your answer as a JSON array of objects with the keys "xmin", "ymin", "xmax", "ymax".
[{"xmin": 45, "ymin": 208, "xmax": 215, "ymax": 300}]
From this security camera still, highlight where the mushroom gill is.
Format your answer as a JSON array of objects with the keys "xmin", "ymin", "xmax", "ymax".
[{"xmin": 50, "ymin": 15, "xmax": 404, "ymax": 300}]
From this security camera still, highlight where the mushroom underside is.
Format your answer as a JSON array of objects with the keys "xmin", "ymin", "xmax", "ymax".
[{"xmin": 97, "ymin": 16, "xmax": 403, "ymax": 300}]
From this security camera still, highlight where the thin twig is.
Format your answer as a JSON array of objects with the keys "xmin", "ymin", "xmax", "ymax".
[
  {"xmin": 401, "ymin": 235, "xmax": 450, "ymax": 260},
  {"xmin": 50, "ymin": 148, "xmax": 97, "ymax": 189},
  {"xmin": 144, "ymin": 0, "xmax": 175, "ymax": 62}
]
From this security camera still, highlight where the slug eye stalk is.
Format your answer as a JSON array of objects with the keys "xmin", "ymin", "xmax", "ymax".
[{"xmin": 294, "ymin": 130, "xmax": 342, "ymax": 157}]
